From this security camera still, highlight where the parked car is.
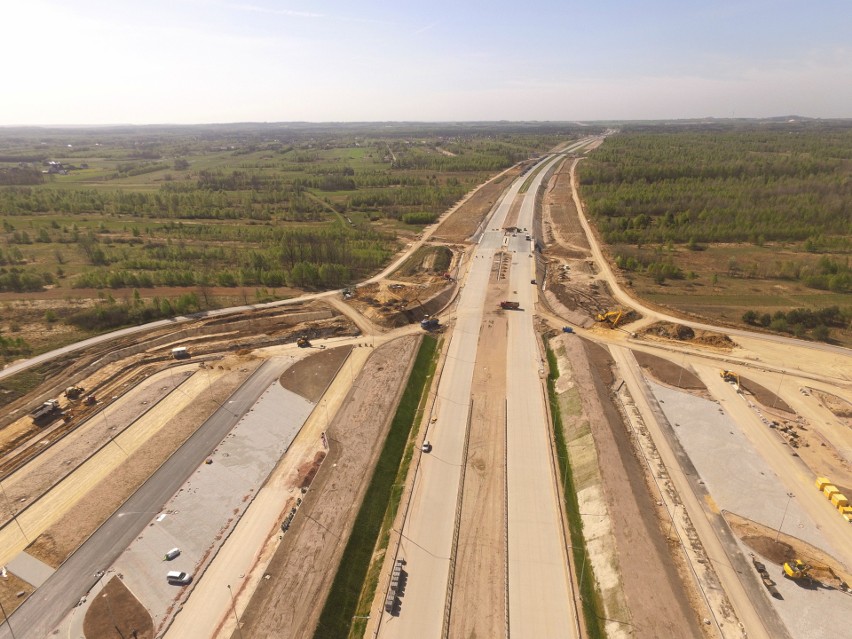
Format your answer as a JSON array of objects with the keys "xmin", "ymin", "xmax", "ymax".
[{"xmin": 167, "ymin": 571, "xmax": 192, "ymax": 585}]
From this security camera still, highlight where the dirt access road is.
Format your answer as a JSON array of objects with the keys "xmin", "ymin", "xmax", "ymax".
[{"xmin": 233, "ymin": 336, "xmax": 420, "ymax": 639}]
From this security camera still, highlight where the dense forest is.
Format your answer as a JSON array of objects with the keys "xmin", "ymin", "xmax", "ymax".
[
  {"xmin": 579, "ymin": 122, "xmax": 852, "ymax": 341},
  {"xmin": 579, "ymin": 124, "xmax": 852, "ymax": 247}
]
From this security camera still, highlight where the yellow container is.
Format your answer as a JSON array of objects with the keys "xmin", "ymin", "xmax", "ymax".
[
  {"xmin": 831, "ymin": 493, "xmax": 849, "ymax": 508},
  {"xmin": 815, "ymin": 476, "xmax": 832, "ymax": 491},
  {"xmin": 823, "ymin": 485, "xmax": 839, "ymax": 498}
]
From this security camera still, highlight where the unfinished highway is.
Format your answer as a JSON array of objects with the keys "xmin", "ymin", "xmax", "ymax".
[{"xmin": 376, "ymin": 150, "xmax": 581, "ymax": 639}]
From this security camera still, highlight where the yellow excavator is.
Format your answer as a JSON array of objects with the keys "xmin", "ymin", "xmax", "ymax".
[
  {"xmin": 783, "ymin": 559, "xmax": 813, "ymax": 581},
  {"xmin": 595, "ymin": 309, "xmax": 623, "ymax": 328}
]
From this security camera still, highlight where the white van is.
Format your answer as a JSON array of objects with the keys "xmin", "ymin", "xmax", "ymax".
[{"xmin": 164, "ymin": 548, "xmax": 181, "ymax": 561}]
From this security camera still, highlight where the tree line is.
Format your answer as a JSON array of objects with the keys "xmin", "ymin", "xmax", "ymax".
[{"xmin": 579, "ymin": 127, "xmax": 852, "ymax": 246}]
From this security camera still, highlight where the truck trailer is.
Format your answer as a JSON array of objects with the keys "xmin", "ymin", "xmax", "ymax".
[{"xmin": 31, "ymin": 399, "xmax": 61, "ymax": 423}]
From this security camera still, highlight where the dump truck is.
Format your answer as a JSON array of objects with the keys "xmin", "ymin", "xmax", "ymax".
[
  {"xmin": 720, "ymin": 370, "xmax": 740, "ymax": 389},
  {"xmin": 420, "ymin": 317, "xmax": 440, "ymax": 331},
  {"xmin": 31, "ymin": 399, "xmax": 61, "ymax": 423},
  {"xmin": 297, "ymin": 337, "xmax": 311, "ymax": 348},
  {"xmin": 500, "ymin": 301, "xmax": 520, "ymax": 310}
]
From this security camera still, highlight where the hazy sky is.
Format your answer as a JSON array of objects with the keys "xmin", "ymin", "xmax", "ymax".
[{"xmin": 3, "ymin": 0, "xmax": 851, "ymax": 124}]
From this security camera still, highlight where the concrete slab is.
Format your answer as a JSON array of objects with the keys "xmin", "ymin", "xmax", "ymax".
[
  {"xmin": 649, "ymin": 381, "xmax": 836, "ymax": 555},
  {"xmin": 6, "ymin": 551, "xmax": 55, "ymax": 587},
  {"xmin": 109, "ymin": 362, "xmax": 314, "ymax": 634}
]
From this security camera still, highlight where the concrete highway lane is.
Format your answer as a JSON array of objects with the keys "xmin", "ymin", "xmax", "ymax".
[
  {"xmin": 506, "ymin": 156, "xmax": 578, "ymax": 638},
  {"xmin": 377, "ymin": 158, "xmax": 537, "ymax": 639},
  {"xmin": 0, "ymin": 358, "xmax": 289, "ymax": 639},
  {"xmin": 377, "ymin": 152, "xmax": 580, "ymax": 638}
]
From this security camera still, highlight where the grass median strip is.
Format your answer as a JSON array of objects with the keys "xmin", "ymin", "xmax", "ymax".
[
  {"xmin": 314, "ymin": 334, "xmax": 439, "ymax": 639},
  {"xmin": 545, "ymin": 339, "xmax": 606, "ymax": 639}
]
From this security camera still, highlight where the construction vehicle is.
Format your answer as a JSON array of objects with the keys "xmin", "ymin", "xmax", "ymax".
[
  {"xmin": 420, "ymin": 317, "xmax": 440, "ymax": 331},
  {"xmin": 595, "ymin": 309, "xmax": 623, "ymax": 328},
  {"xmin": 783, "ymin": 559, "xmax": 813, "ymax": 581},
  {"xmin": 65, "ymin": 386, "xmax": 85, "ymax": 400},
  {"xmin": 297, "ymin": 337, "xmax": 311, "ymax": 348},
  {"xmin": 562, "ymin": 326, "xmax": 574, "ymax": 334},
  {"xmin": 500, "ymin": 301, "xmax": 520, "ymax": 310},
  {"xmin": 720, "ymin": 370, "xmax": 740, "ymax": 389},
  {"xmin": 84, "ymin": 395, "xmax": 97, "ymax": 406},
  {"xmin": 171, "ymin": 346, "xmax": 190, "ymax": 359},
  {"xmin": 31, "ymin": 399, "xmax": 61, "ymax": 424}
]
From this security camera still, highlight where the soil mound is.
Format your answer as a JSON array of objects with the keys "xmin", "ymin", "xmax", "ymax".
[{"xmin": 641, "ymin": 322, "xmax": 734, "ymax": 349}]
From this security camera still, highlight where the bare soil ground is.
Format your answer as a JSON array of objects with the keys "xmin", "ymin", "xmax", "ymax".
[
  {"xmin": 639, "ymin": 321, "xmax": 736, "ymax": 350},
  {"xmin": 542, "ymin": 162, "xmax": 590, "ymax": 255},
  {"xmin": 810, "ymin": 388, "xmax": 852, "ymax": 427},
  {"xmin": 449, "ymin": 266, "xmax": 508, "ymax": 637},
  {"xmin": 25, "ymin": 356, "xmax": 259, "ymax": 568},
  {"xmin": 235, "ymin": 336, "xmax": 420, "ymax": 639},
  {"xmin": 633, "ymin": 351, "xmax": 707, "ymax": 392},
  {"xmin": 569, "ymin": 337, "xmax": 706, "ymax": 639},
  {"xmin": 279, "ymin": 345, "xmax": 353, "ymax": 403},
  {"xmin": 738, "ymin": 376, "xmax": 793, "ymax": 413},
  {"xmin": 811, "ymin": 389, "xmax": 852, "ymax": 420},
  {"xmin": 725, "ymin": 511, "xmax": 852, "ymax": 587},
  {"xmin": 83, "ymin": 575, "xmax": 153, "ymax": 639},
  {"xmin": 432, "ymin": 168, "xmax": 523, "ymax": 243},
  {"xmin": 0, "ymin": 570, "xmax": 34, "ymax": 618},
  {"xmin": 552, "ymin": 337, "xmax": 632, "ymax": 638},
  {"xmin": 345, "ymin": 280, "xmax": 451, "ymax": 328}
]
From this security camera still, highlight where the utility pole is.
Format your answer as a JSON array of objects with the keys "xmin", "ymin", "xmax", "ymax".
[{"xmin": 227, "ymin": 584, "xmax": 244, "ymax": 639}]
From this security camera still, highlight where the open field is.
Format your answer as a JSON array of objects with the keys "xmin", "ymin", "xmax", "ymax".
[{"xmin": 0, "ymin": 123, "xmax": 584, "ymax": 365}]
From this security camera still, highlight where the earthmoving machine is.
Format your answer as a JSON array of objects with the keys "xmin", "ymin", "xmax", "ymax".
[
  {"xmin": 420, "ymin": 317, "xmax": 440, "ymax": 331},
  {"xmin": 64, "ymin": 386, "xmax": 85, "ymax": 400},
  {"xmin": 297, "ymin": 337, "xmax": 311, "ymax": 348},
  {"xmin": 500, "ymin": 301, "xmax": 520, "ymax": 310},
  {"xmin": 595, "ymin": 309, "xmax": 623, "ymax": 328},
  {"xmin": 720, "ymin": 370, "xmax": 740, "ymax": 389},
  {"xmin": 783, "ymin": 559, "xmax": 813, "ymax": 581}
]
